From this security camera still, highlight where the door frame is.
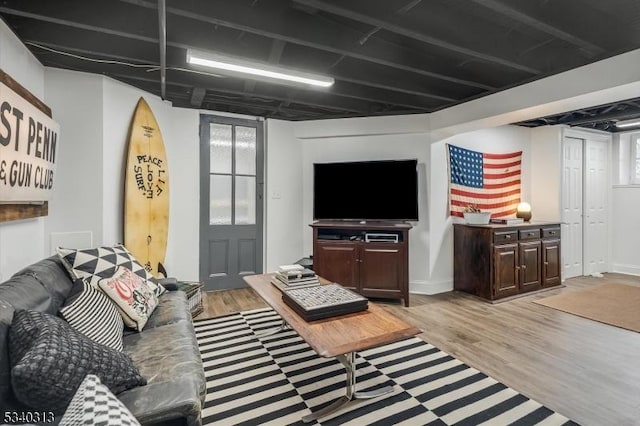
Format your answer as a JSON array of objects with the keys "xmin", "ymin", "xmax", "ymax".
[
  {"xmin": 561, "ymin": 127, "xmax": 612, "ymax": 278},
  {"xmin": 198, "ymin": 114, "xmax": 265, "ymax": 290}
]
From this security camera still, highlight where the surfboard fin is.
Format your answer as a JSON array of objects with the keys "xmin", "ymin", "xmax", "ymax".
[{"xmin": 157, "ymin": 262, "xmax": 168, "ymax": 279}]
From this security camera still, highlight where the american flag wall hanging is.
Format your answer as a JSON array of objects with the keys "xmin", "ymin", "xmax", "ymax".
[{"xmin": 447, "ymin": 144, "xmax": 522, "ymax": 218}]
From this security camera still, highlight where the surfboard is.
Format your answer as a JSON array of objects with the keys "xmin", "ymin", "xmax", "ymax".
[{"xmin": 124, "ymin": 97, "xmax": 169, "ymax": 278}]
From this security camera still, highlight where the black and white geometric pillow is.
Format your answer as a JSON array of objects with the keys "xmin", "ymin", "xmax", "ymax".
[
  {"xmin": 59, "ymin": 279, "xmax": 125, "ymax": 351},
  {"xmin": 57, "ymin": 244, "xmax": 165, "ymax": 297},
  {"xmin": 60, "ymin": 374, "xmax": 141, "ymax": 426}
]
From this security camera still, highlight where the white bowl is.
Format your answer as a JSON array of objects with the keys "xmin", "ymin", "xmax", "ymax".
[{"xmin": 463, "ymin": 212, "xmax": 491, "ymax": 225}]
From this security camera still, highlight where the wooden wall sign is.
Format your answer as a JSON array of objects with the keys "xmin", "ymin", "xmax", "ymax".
[{"xmin": 0, "ymin": 69, "xmax": 56, "ymax": 222}]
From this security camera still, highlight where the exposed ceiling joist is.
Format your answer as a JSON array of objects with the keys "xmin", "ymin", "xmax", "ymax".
[
  {"xmin": 470, "ymin": 0, "xmax": 604, "ymax": 57},
  {"xmin": 120, "ymin": 0, "xmax": 495, "ymax": 90},
  {"xmin": 110, "ymin": 72, "xmax": 371, "ymax": 114},
  {"xmin": 512, "ymin": 96, "xmax": 640, "ymax": 132},
  {"xmin": 0, "ymin": 7, "xmax": 156, "ymax": 43},
  {"xmin": 244, "ymin": 39, "xmax": 286, "ymax": 94},
  {"xmin": 190, "ymin": 87, "xmax": 206, "ymax": 107},
  {"xmin": 291, "ymin": 0, "xmax": 540, "ymax": 74},
  {"xmin": 5, "ymin": 7, "xmax": 463, "ymax": 102}
]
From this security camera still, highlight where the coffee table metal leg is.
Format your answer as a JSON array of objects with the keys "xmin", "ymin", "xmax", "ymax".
[
  {"xmin": 302, "ymin": 352, "xmax": 394, "ymax": 423},
  {"xmin": 257, "ymin": 319, "xmax": 289, "ymax": 337}
]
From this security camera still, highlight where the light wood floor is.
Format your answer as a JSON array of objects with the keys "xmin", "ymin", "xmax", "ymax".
[{"xmin": 196, "ymin": 274, "xmax": 640, "ymax": 426}]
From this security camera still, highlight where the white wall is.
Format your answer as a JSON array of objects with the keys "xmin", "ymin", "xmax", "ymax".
[
  {"xmin": 101, "ymin": 79, "xmax": 173, "ymax": 245},
  {"xmin": 44, "ymin": 67, "xmax": 202, "ymax": 281},
  {"xmin": 100, "ymin": 78, "xmax": 201, "ymax": 280},
  {"xmin": 530, "ymin": 126, "xmax": 563, "ymax": 221},
  {"xmin": 429, "ymin": 125, "xmax": 533, "ymax": 292},
  {"xmin": 44, "ymin": 68, "xmax": 104, "ymax": 251},
  {"xmin": 264, "ymin": 120, "xmax": 304, "ymax": 272},
  {"xmin": 165, "ymin": 108, "xmax": 200, "ymax": 280},
  {"xmin": 611, "ymin": 186, "xmax": 640, "ymax": 276},
  {"xmin": 0, "ymin": 22, "xmax": 46, "ymax": 280},
  {"xmin": 611, "ymin": 130, "xmax": 640, "ymax": 276},
  {"xmin": 430, "ymin": 48, "xmax": 640, "ymax": 137},
  {"xmin": 292, "ymin": 117, "xmax": 431, "ymax": 292}
]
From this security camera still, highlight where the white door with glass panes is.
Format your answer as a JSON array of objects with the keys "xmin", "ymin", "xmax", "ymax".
[{"xmin": 200, "ymin": 116, "xmax": 264, "ymax": 290}]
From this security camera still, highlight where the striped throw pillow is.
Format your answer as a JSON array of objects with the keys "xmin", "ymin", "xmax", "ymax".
[{"xmin": 59, "ymin": 279, "xmax": 124, "ymax": 351}]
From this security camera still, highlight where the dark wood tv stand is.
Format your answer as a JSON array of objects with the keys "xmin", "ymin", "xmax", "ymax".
[{"xmin": 310, "ymin": 221, "xmax": 412, "ymax": 306}]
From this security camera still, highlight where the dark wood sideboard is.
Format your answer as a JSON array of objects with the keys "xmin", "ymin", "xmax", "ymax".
[
  {"xmin": 310, "ymin": 221, "xmax": 411, "ymax": 306},
  {"xmin": 453, "ymin": 222, "xmax": 561, "ymax": 301}
]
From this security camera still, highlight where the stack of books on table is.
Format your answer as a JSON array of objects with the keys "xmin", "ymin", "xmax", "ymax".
[{"xmin": 271, "ymin": 264, "xmax": 320, "ymax": 291}]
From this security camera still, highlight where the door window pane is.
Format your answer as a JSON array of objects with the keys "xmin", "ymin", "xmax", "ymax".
[
  {"xmin": 235, "ymin": 176, "xmax": 256, "ymax": 225},
  {"xmin": 210, "ymin": 175, "xmax": 232, "ymax": 225},
  {"xmin": 235, "ymin": 126, "xmax": 256, "ymax": 176},
  {"xmin": 210, "ymin": 124, "xmax": 232, "ymax": 174}
]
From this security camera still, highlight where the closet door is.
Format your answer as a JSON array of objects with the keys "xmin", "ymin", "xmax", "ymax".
[
  {"xmin": 584, "ymin": 139, "xmax": 609, "ymax": 275},
  {"xmin": 561, "ymin": 130, "xmax": 610, "ymax": 279},
  {"xmin": 561, "ymin": 137, "xmax": 584, "ymax": 279}
]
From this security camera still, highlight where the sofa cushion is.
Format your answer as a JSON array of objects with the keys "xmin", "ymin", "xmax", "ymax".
[
  {"xmin": 9, "ymin": 309, "xmax": 146, "ymax": 414},
  {"xmin": 57, "ymin": 244, "xmax": 165, "ymax": 297},
  {"xmin": 59, "ymin": 279, "xmax": 125, "ymax": 351},
  {"xmin": 98, "ymin": 267, "xmax": 159, "ymax": 332},
  {"xmin": 61, "ymin": 374, "xmax": 141, "ymax": 426},
  {"xmin": 120, "ymin": 320, "xmax": 206, "ymax": 424}
]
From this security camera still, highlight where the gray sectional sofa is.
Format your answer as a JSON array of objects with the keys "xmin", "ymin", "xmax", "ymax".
[{"xmin": 0, "ymin": 256, "xmax": 206, "ymax": 425}]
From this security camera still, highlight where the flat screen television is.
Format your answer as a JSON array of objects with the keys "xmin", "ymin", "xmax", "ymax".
[{"xmin": 313, "ymin": 159, "xmax": 419, "ymax": 221}]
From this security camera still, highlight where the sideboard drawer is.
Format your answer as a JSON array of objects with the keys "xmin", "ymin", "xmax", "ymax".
[
  {"xmin": 519, "ymin": 229, "xmax": 541, "ymax": 240},
  {"xmin": 494, "ymin": 231, "xmax": 518, "ymax": 243},
  {"xmin": 542, "ymin": 227, "xmax": 560, "ymax": 238}
]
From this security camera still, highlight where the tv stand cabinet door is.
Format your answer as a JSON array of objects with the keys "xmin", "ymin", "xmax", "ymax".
[
  {"xmin": 359, "ymin": 243, "xmax": 406, "ymax": 301},
  {"xmin": 314, "ymin": 241, "xmax": 359, "ymax": 290}
]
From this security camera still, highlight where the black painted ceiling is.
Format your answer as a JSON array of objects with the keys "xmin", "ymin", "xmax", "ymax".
[{"xmin": 1, "ymin": 0, "xmax": 640, "ymax": 129}]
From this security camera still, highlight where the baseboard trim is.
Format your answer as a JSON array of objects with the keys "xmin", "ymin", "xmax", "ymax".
[
  {"xmin": 410, "ymin": 279, "xmax": 453, "ymax": 295},
  {"xmin": 611, "ymin": 264, "xmax": 640, "ymax": 276}
]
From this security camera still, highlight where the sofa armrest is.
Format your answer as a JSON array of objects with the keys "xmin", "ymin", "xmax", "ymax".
[{"xmin": 156, "ymin": 277, "xmax": 178, "ymax": 291}]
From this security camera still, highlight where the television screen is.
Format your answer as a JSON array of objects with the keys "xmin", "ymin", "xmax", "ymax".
[{"xmin": 313, "ymin": 159, "xmax": 419, "ymax": 221}]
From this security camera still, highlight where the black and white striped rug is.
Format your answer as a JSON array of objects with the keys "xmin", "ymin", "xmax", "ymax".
[{"xmin": 195, "ymin": 308, "xmax": 577, "ymax": 425}]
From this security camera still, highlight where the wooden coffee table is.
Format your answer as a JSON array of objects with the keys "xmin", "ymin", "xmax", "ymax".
[{"xmin": 243, "ymin": 273, "xmax": 421, "ymax": 423}]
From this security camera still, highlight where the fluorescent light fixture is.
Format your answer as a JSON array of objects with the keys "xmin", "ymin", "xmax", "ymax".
[
  {"xmin": 186, "ymin": 49, "xmax": 334, "ymax": 87},
  {"xmin": 615, "ymin": 117, "xmax": 640, "ymax": 128}
]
